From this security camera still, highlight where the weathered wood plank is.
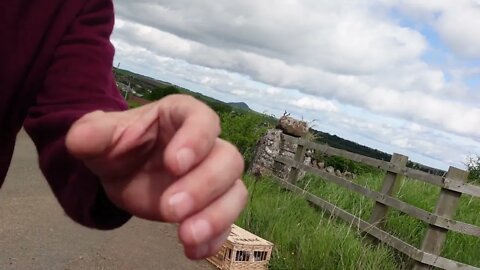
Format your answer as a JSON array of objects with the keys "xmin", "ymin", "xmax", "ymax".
[
  {"xmin": 443, "ymin": 177, "xmax": 480, "ymax": 198},
  {"xmin": 399, "ymin": 168, "xmax": 480, "ymax": 198},
  {"xmin": 414, "ymin": 167, "xmax": 469, "ymax": 270},
  {"xmin": 271, "ymin": 176, "xmax": 480, "ymax": 270},
  {"xmin": 282, "ymin": 134, "xmax": 480, "ymax": 198},
  {"xmin": 286, "ymin": 143, "xmax": 306, "ymax": 185},
  {"xmin": 369, "ymin": 154, "xmax": 408, "ymax": 228},
  {"xmin": 403, "ymin": 167, "xmax": 444, "ymax": 185},
  {"xmin": 275, "ymin": 156, "xmax": 480, "ymax": 237},
  {"xmin": 431, "ymin": 218, "xmax": 480, "ymax": 237},
  {"xmin": 282, "ymin": 135, "xmax": 393, "ymax": 171},
  {"xmin": 421, "ymin": 253, "xmax": 480, "ymax": 270}
]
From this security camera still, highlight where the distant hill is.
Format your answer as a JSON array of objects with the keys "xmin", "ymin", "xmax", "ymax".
[
  {"xmin": 228, "ymin": 102, "xmax": 251, "ymax": 111},
  {"xmin": 114, "ymin": 67, "xmax": 252, "ymax": 114},
  {"xmin": 114, "ymin": 67, "xmax": 171, "ymax": 96}
]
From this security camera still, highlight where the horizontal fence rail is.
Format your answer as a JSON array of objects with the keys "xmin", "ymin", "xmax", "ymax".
[
  {"xmin": 282, "ymin": 135, "xmax": 480, "ymax": 198},
  {"xmin": 269, "ymin": 133, "xmax": 480, "ymax": 270},
  {"xmin": 275, "ymin": 156, "xmax": 480, "ymax": 237}
]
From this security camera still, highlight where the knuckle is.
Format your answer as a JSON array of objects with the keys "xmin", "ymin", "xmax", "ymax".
[
  {"xmin": 195, "ymin": 128, "xmax": 212, "ymax": 143},
  {"xmin": 165, "ymin": 94, "xmax": 187, "ymax": 108},
  {"xmin": 209, "ymin": 213, "xmax": 232, "ymax": 236},
  {"xmin": 79, "ymin": 110, "xmax": 104, "ymax": 122},
  {"xmin": 166, "ymin": 93, "xmax": 192, "ymax": 102},
  {"xmin": 193, "ymin": 130, "xmax": 214, "ymax": 153},
  {"xmin": 238, "ymin": 181, "xmax": 249, "ymax": 206},
  {"xmin": 203, "ymin": 185, "xmax": 248, "ymax": 237},
  {"xmin": 163, "ymin": 94, "xmax": 197, "ymax": 112},
  {"xmin": 235, "ymin": 151, "xmax": 245, "ymax": 173},
  {"xmin": 225, "ymin": 143, "xmax": 245, "ymax": 174},
  {"xmin": 181, "ymin": 94, "xmax": 197, "ymax": 103},
  {"xmin": 193, "ymin": 165, "xmax": 224, "ymax": 199},
  {"xmin": 211, "ymin": 113, "xmax": 221, "ymax": 135},
  {"xmin": 219, "ymin": 139, "xmax": 245, "ymax": 177},
  {"xmin": 219, "ymin": 140, "xmax": 244, "ymax": 174},
  {"xmin": 196, "ymin": 106, "xmax": 221, "ymax": 136}
]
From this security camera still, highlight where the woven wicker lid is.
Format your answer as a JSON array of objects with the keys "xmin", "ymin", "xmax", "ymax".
[{"xmin": 228, "ymin": 225, "xmax": 273, "ymax": 246}]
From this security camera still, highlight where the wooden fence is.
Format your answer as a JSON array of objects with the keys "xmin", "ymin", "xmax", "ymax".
[{"xmin": 273, "ymin": 133, "xmax": 480, "ymax": 270}]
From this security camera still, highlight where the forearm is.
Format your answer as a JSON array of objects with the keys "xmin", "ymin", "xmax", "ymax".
[{"xmin": 24, "ymin": 0, "xmax": 131, "ymax": 229}]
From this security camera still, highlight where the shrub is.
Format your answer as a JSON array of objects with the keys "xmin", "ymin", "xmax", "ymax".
[
  {"xmin": 466, "ymin": 155, "xmax": 480, "ymax": 183},
  {"xmin": 313, "ymin": 152, "xmax": 378, "ymax": 175},
  {"xmin": 219, "ymin": 111, "xmax": 272, "ymax": 169},
  {"xmin": 127, "ymin": 100, "xmax": 141, "ymax": 109},
  {"xmin": 145, "ymin": 86, "xmax": 180, "ymax": 101}
]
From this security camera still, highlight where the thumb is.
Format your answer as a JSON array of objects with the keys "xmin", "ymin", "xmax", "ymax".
[{"xmin": 66, "ymin": 110, "xmax": 117, "ymax": 159}]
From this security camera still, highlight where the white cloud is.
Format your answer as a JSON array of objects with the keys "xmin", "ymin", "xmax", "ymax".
[
  {"xmin": 111, "ymin": 0, "xmax": 480, "ymax": 168},
  {"xmin": 291, "ymin": 97, "xmax": 339, "ymax": 113},
  {"xmin": 115, "ymin": 0, "xmax": 428, "ymax": 75},
  {"xmin": 392, "ymin": 0, "xmax": 480, "ymax": 58}
]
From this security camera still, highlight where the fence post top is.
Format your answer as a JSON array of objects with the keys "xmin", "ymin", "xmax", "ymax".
[
  {"xmin": 446, "ymin": 166, "xmax": 469, "ymax": 182},
  {"xmin": 392, "ymin": 153, "xmax": 408, "ymax": 158},
  {"xmin": 391, "ymin": 153, "xmax": 409, "ymax": 166}
]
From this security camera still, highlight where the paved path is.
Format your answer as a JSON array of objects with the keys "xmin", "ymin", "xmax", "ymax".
[{"xmin": 0, "ymin": 130, "xmax": 213, "ymax": 270}]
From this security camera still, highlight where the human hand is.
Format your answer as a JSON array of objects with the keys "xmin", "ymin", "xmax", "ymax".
[{"xmin": 65, "ymin": 95, "xmax": 247, "ymax": 259}]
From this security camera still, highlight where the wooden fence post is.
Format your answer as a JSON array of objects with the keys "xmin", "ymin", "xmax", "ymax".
[
  {"xmin": 369, "ymin": 153, "xmax": 408, "ymax": 228},
  {"xmin": 286, "ymin": 141, "xmax": 306, "ymax": 185},
  {"xmin": 413, "ymin": 167, "xmax": 468, "ymax": 270}
]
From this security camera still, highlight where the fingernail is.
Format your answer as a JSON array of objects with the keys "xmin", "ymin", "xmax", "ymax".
[
  {"xmin": 176, "ymin": 148, "xmax": 195, "ymax": 174},
  {"xmin": 190, "ymin": 219, "xmax": 212, "ymax": 245},
  {"xmin": 168, "ymin": 192, "xmax": 194, "ymax": 220},
  {"xmin": 193, "ymin": 244, "xmax": 210, "ymax": 259}
]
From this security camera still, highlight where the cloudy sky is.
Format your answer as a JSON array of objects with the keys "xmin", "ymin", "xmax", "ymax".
[{"xmin": 111, "ymin": 0, "xmax": 480, "ymax": 170}]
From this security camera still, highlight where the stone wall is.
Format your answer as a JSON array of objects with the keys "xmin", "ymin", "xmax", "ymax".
[
  {"xmin": 248, "ymin": 128, "xmax": 307, "ymax": 180},
  {"xmin": 247, "ymin": 129, "xmax": 283, "ymax": 177},
  {"xmin": 248, "ymin": 116, "xmax": 308, "ymax": 179},
  {"xmin": 248, "ymin": 127, "xmax": 357, "ymax": 181}
]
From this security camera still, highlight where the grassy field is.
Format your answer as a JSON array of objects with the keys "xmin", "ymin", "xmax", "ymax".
[
  {"xmin": 236, "ymin": 175, "xmax": 402, "ymax": 270},
  {"xmin": 236, "ymin": 171, "xmax": 480, "ymax": 269}
]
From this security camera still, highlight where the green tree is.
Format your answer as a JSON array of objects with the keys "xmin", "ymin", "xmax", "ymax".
[
  {"xmin": 146, "ymin": 86, "xmax": 180, "ymax": 101},
  {"xmin": 466, "ymin": 155, "xmax": 480, "ymax": 183},
  {"xmin": 219, "ymin": 111, "xmax": 272, "ymax": 169}
]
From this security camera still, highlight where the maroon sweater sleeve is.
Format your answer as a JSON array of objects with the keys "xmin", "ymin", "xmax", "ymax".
[{"xmin": 23, "ymin": 0, "xmax": 131, "ymax": 229}]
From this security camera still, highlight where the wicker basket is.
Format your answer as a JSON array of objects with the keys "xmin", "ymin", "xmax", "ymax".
[{"xmin": 207, "ymin": 225, "xmax": 274, "ymax": 270}]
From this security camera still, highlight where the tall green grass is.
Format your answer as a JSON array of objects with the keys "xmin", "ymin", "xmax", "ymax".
[
  {"xmin": 392, "ymin": 178, "xmax": 480, "ymax": 267},
  {"xmin": 236, "ymin": 176, "xmax": 403, "ymax": 270},
  {"xmin": 291, "ymin": 171, "xmax": 480, "ymax": 267}
]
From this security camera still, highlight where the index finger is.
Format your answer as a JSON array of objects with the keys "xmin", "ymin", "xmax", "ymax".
[{"xmin": 158, "ymin": 94, "xmax": 221, "ymax": 176}]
